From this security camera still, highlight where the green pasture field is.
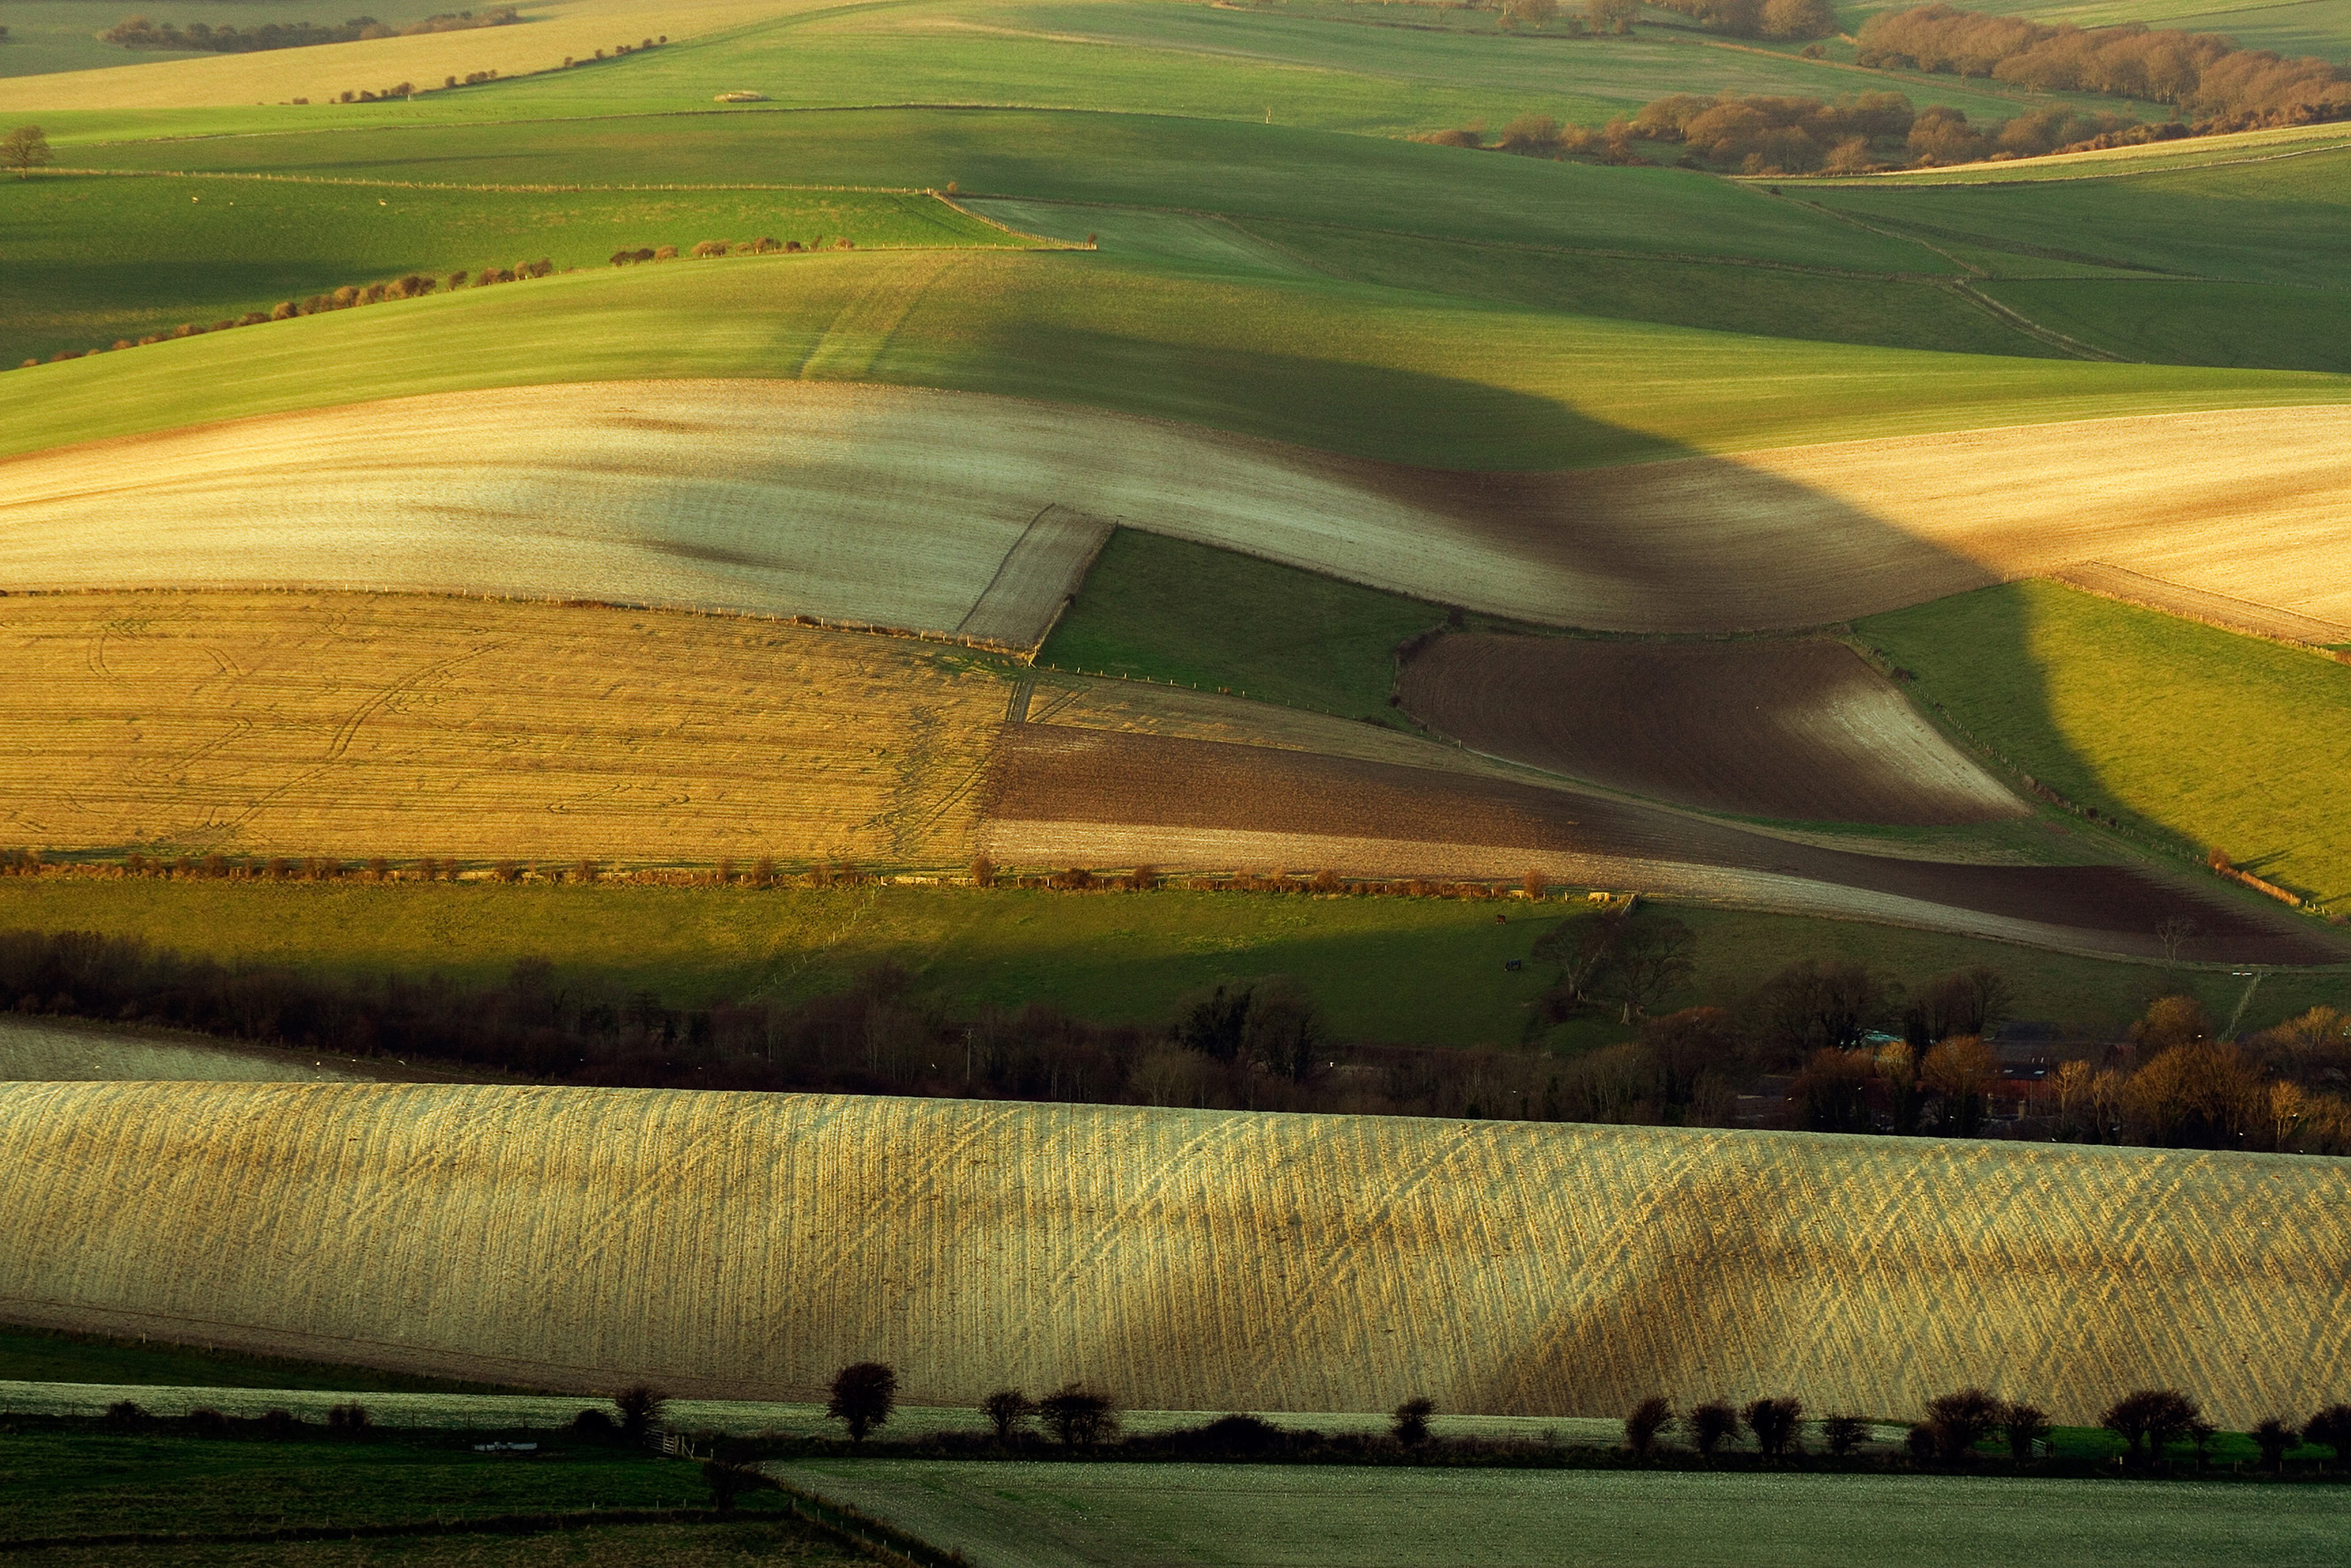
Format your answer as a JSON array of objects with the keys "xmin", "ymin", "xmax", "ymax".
[
  {"xmin": 0, "ymin": 174, "xmax": 1028, "ymax": 365},
  {"xmin": 62, "ymin": 108, "xmax": 1953, "ymax": 273},
  {"xmin": 0, "ymin": 878, "xmax": 2338, "ymax": 1047},
  {"xmin": 1975, "ymin": 278, "xmax": 2351, "ymax": 373},
  {"xmin": 1806, "ymin": 146, "xmax": 2351, "ymax": 288},
  {"xmin": 9, "ymin": 248, "xmax": 2347, "ymax": 471},
  {"xmin": 1040, "ymin": 528, "xmax": 1453, "ymax": 719},
  {"xmin": 778, "ymin": 1459, "xmax": 2351, "ymax": 1568},
  {"xmin": 0, "ymin": 1324, "xmax": 524, "ymax": 1396},
  {"xmin": 25, "ymin": 1524, "xmax": 853, "ymax": 1565},
  {"xmin": 331, "ymin": 0, "xmax": 2105, "ymax": 131},
  {"xmin": 977, "ymin": 196, "xmax": 2063, "ymax": 355},
  {"xmin": 1858, "ymin": 582, "xmax": 2351, "ymax": 914},
  {"xmin": 0, "ymin": 1426, "xmax": 811, "ymax": 1546}
]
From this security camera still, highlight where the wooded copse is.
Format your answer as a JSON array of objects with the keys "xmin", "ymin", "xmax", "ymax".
[
  {"xmin": 1630, "ymin": 88, "xmax": 2181, "ymax": 173},
  {"xmin": 1855, "ymin": 4, "xmax": 2351, "ymax": 129},
  {"xmin": 98, "ymin": 9, "xmax": 519, "ymax": 53}
]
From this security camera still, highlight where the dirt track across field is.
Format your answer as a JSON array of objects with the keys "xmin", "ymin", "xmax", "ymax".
[
  {"xmin": 7, "ymin": 383, "xmax": 2347, "ymax": 635},
  {"xmin": 1396, "ymin": 634, "xmax": 2024, "ymax": 826},
  {"xmin": 980, "ymin": 726, "xmax": 2346, "ymax": 965}
]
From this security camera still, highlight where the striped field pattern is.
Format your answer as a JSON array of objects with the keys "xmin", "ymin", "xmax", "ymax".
[{"xmin": 1, "ymin": 1081, "xmax": 2344, "ymax": 1425}]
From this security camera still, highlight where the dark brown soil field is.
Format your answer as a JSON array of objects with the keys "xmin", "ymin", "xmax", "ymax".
[
  {"xmin": 1395, "ymin": 634, "xmax": 2023, "ymax": 826},
  {"xmin": 983, "ymin": 726, "xmax": 2347, "ymax": 965}
]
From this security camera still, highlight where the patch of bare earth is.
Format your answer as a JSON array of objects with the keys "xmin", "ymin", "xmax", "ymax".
[
  {"xmin": 0, "ymin": 590, "xmax": 1003, "ymax": 865},
  {"xmin": 1396, "ymin": 634, "xmax": 2023, "ymax": 826},
  {"xmin": 11, "ymin": 384, "xmax": 2347, "ymax": 635},
  {"xmin": 980, "ymin": 727, "xmax": 2345, "ymax": 965}
]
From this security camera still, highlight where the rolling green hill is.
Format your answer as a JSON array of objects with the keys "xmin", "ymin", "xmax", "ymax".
[{"xmin": 9, "ymin": 246, "xmax": 2347, "ymax": 468}]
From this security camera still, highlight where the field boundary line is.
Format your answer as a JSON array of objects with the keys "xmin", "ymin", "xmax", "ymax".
[{"xmin": 1940, "ymin": 281, "xmax": 2128, "ymax": 361}]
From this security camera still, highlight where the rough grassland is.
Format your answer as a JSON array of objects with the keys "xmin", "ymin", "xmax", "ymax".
[
  {"xmin": 4, "ymin": 1082, "xmax": 2347, "ymax": 1424},
  {"xmin": 0, "ymin": 591, "xmax": 1005, "ymax": 865},
  {"xmin": 780, "ymin": 1461, "xmax": 2351, "ymax": 1568},
  {"xmin": 1859, "ymin": 582, "xmax": 2351, "ymax": 913}
]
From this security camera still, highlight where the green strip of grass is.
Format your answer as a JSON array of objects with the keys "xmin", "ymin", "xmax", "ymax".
[
  {"xmin": 1039, "ymin": 529, "xmax": 1448, "ymax": 719},
  {"xmin": 0, "ymin": 1428, "xmax": 796, "ymax": 1543},
  {"xmin": 7, "ymin": 248, "xmax": 2345, "ymax": 471},
  {"xmin": 0, "ymin": 1325, "xmax": 531, "ymax": 1396},
  {"xmin": 0, "ymin": 880, "xmax": 2337, "ymax": 1048},
  {"xmin": 1857, "ymin": 581, "xmax": 2351, "ymax": 913}
]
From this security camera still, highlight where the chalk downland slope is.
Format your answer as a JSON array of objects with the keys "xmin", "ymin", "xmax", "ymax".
[
  {"xmin": 0, "ymin": 591, "xmax": 1003, "ymax": 865},
  {"xmin": 2, "ymin": 1081, "xmax": 2344, "ymax": 1426},
  {"xmin": 0, "ymin": 1018, "xmax": 372, "ymax": 1083},
  {"xmin": 977, "ymin": 726, "xmax": 2341, "ymax": 964},
  {"xmin": 1396, "ymin": 634, "xmax": 2024, "ymax": 826},
  {"xmin": 7, "ymin": 383, "xmax": 2347, "ymax": 636}
]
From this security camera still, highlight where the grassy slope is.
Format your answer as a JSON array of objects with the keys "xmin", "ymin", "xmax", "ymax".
[
  {"xmin": 1806, "ymin": 147, "xmax": 2351, "ymax": 288},
  {"xmin": 6, "ymin": 249, "xmax": 2346, "ymax": 471},
  {"xmin": 0, "ymin": 879, "xmax": 2337, "ymax": 1046},
  {"xmin": 783, "ymin": 1459, "xmax": 2351, "ymax": 1568},
  {"xmin": 1, "ymin": 178, "xmax": 1025, "ymax": 365},
  {"xmin": 1040, "ymin": 529, "xmax": 1450, "ymax": 719},
  {"xmin": 1813, "ymin": 122, "xmax": 2351, "ymax": 184},
  {"xmin": 1858, "ymin": 582, "xmax": 2351, "ymax": 912},
  {"xmin": 1974, "ymin": 278, "xmax": 2351, "ymax": 373}
]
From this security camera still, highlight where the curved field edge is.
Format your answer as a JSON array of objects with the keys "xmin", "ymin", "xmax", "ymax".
[
  {"xmin": 4, "ymin": 249, "xmax": 2347, "ymax": 470},
  {"xmin": 2, "ymin": 1081, "xmax": 2345, "ymax": 1426}
]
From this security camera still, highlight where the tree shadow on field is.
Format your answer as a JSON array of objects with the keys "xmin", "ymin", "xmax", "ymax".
[{"xmin": 921, "ymin": 323, "xmax": 2347, "ymax": 970}]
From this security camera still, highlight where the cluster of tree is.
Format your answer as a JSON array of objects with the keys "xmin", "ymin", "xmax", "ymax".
[
  {"xmin": 99, "ymin": 1397, "xmax": 376, "ymax": 1436},
  {"xmin": 1626, "ymin": 1387, "xmax": 2351, "ymax": 1471},
  {"xmin": 1644, "ymin": 0, "xmax": 1833, "ymax": 42},
  {"xmin": 16, "ymin": 259, "xmax": 555, "ymax": 369},
  {"xmin": 1631, "ymin": 89, "xmax": 1926, "ymax": 173},
  {"xmin": 99, "ymin": 9, "xmax": 518, "ymax": 53},
  {"xmin": 1780, "ymin": 984, "xmax": 2351, "ymax": 1152},
  {"xmin": 611, "ymin": 237, "xmax": 834, "ymax": 265},
  {"xmin": 1856, "ymin": 4, "xmax": 2350, "ymax": 127}
]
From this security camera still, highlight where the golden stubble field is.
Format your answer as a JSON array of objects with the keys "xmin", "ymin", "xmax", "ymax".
[
  {"xmin": 0, "ymin": 590, "xmax": 1004, "ymax": 864},
  {"xmin": 3, "ymin": 1081, "xmax": 2343, "ymax": 1426},
  {"xmin": 0, "ymin": 0, "xmax": 850, "ymax": 111},
  {"xmin": 9, "ymin": 384, "xmax": 2346, "ymax": 636}
]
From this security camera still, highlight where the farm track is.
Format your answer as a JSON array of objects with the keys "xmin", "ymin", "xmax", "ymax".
[
  {"xmin": 0, "ymin": 590, "xmax": 1003, "ymax": 864},
  {"xmin": 7, "ymin": 383, "xmax": 2347, "ymax": 634},
  {"xmin": 979, "ymin": 726, "xmax": 2345, "ymax": 965},
  {"xmin": 1394, "ymin": 634, "xmax": 2023, "ymax": 827},
  {"xmin": 3, "ymin": 1081, "xmax": 2346, "ymax": 1426}
]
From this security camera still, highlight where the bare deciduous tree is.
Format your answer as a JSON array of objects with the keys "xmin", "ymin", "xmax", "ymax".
[
  {"xmin": 1624, "ymin": 1396, "xmax": 1672, "ymax": 1457},
  {"xmin": 827, "ymin": 1362, "xmax": 898, "ymax": 1443},
  {"xmin": 1686, "ymin": 1400, "xmax": 1739, "ymax": 1458},
  {"xmin": 981, "ymin": 1388, "xmax": 1036, "ymax": 1441},
  {"xmin": 1392, "ymin": 1395, "xmax": 1435, "ymax": 1447}
]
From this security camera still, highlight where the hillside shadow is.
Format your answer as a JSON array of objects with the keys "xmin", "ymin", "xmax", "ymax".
[{"xmin": 935, "ymin": 324, "xmax": 2347, "ymax": 968}]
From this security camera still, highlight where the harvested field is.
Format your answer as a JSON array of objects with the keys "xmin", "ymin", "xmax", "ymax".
[
  {"xmin": 0, "ymin": 1018, "xmax": 370, "ymax": 1083},
  {"xmin": 980, "ymin": 727, "xmax": 2343, "ymax": 964},
  {"xmin": 1395, "ymin": 634, "xmax": 2023, "ymax": 826},
  {"xmin": 0, "ymin": 590, "xmax": 1003, "ymax": 865},
  {"xmin": 2, "ymin": 1081, "xmax": 2347, "ymax": 1425},
  {"xmin": 0, "ymin": 0, "xmax": 838, "ymax": 111},
  {"xmin": 8, "ymin": 384, "xmax": 2348, "ymax": 635}
]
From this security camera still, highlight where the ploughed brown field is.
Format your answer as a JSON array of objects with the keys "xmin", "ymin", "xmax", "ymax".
[
  {"xmin": 980, "ymin": 726, "xmax": 2345, "ymax": 965},
  {"xmin": 0, "ymin": 590, "xmax": 1003, "ymax": 864},
  {"xmin": 1394, "ymin": 633, "xmax": 2023, "ymax": 826},
  {"xmin": 7, "ymin": 385, "xmax": 2347, "ymax": 636}
]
